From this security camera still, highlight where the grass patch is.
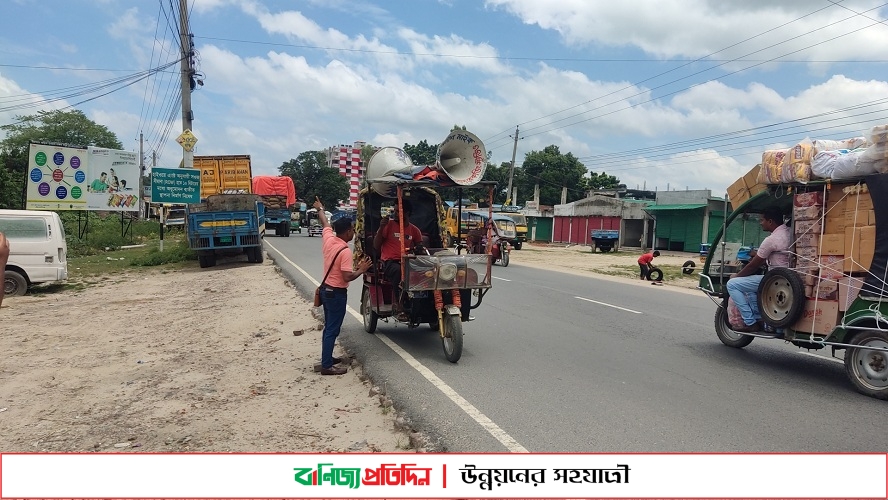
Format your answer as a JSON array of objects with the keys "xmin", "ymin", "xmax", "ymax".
[{"xmin": 66, "ymin": 235, "xmax": 196, "ymax": 284}]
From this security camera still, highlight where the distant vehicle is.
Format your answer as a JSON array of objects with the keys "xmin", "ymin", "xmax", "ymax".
[
  {"xmin": 305, "ymin": 208, "xmax": 330, "ymax": 237},
  {"xmin": 496, "ymin": 209, "xmax": 527, "ymax": 249},
  {"xmin": 0, "ymin": 209, "xmax": 68, "ymax": 296},
  {"xmin": 252, "ymin": 176, "xmax": 297, "ymax": 237}
]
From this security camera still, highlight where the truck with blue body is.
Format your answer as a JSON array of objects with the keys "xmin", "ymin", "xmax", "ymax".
[
  {"xmin": 187, "ymin": 194, "xmax": 266, "ymax": 268},
  {"xmin": 251, "ymin": 176, "xmax": 297, "ymax": 237},
  {"xmin": 187, "ymin": 155, "xmax": 265, "ymax": 268},
  {"xmin": 590, "ymin": 229, "xmax": 619, "ymax": 252}
]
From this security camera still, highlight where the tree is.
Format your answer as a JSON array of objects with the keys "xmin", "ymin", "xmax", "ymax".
[
  {"xmin": 0, "ymin": 109, "xmax": 123, "ymax": 209},
  {"xmin": 402, "ymin": 140, "xmax": 437, "ymax": 166},
  {"xmin": 279, "ymin": 151, "xmax": 348, "ymax": 210},
  {"xmin": 588, "ymin": 171, "xmax": 621, "ymax": 190},
  {"xmin": 518, "ymin": 145, "xmax": 589, "ymax": 206}
]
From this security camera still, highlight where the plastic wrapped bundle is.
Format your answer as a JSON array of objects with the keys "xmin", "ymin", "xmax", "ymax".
[
  {"xmin": 780, "ymin": 140, "xmax": 814, "ymax": 183},
  {"xmin": 758, "ymin": 149, "xmax": 789, "ymax": 184},
  {"xmin": 812, "ymin": 137, "xmax": 867, "ymax": 155}
]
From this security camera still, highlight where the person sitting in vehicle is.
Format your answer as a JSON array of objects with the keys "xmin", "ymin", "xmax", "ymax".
[
  {"xmin": 373, "ymin": 200, "xmax": 423, "ymax": 300},
  {"xmin": 725, "ymin": 207, "xmax": 792, "ymax": 333}
]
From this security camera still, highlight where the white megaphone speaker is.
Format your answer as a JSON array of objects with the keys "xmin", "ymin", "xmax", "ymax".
[
  {"xmin": 365, "ymin": 146, "xmax": 414, "ymax": 197},
  {"xmin": 435, "ymin": 130, "xmax": 487, "ymax": 185}
]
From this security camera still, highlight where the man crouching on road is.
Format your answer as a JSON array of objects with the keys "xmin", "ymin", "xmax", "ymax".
[{"xmin": 314, "ymin": 197, "xmax": 372, "ymax": 375}]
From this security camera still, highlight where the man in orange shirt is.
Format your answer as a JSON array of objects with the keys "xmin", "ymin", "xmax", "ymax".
[
  {"xmin": 637, "ymin": 250, "xmax": 660, "ymax": 280},
  {"xmin": 373, "ymin": 200, "xmax": 423, "ymax": 311},
  {"xmin": 314, "ymin": 198, "xmax": 372, "ymax": 375}
]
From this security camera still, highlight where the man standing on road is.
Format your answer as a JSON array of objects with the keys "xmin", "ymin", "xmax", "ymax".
[
  {"xmin": 0, "ymin": 232, "xmax": 8, "ymax": 309},
  {"xmin": 314, "ymin": 197, "xmax": 372, "ymax": 375},
  {"xmin": 637, "ymin": 250, "xmax": 660, "ymax": 280},
  {"xmin": 726, "ymin": 208, "xmax": 791, "ymax": 333}
]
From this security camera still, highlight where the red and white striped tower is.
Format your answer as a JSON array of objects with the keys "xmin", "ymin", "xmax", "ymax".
[{"xmin": 329, "ymin": 141, "xmax": 365, "ymax": 208}]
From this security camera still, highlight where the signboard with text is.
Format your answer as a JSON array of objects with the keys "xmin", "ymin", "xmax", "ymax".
[
  {"xmin": 151, "ymin": 167, "xmax": 201, "ymax": 204},
  {"xmin": 86, "ymin": 147, "xmax": 140, "ymax": 211}
]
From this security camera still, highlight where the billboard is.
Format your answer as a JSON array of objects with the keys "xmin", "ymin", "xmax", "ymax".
[
  {"xmin": 26, "ymin": 143, "xmax": 140, "ymax": 211},
  {"xmin": 86, "ymin": 147, "xmax": 140, "ymax": 211},
  {"xmin": 25, "ymin": 143, "xmax": 88, "ymax": 210}
]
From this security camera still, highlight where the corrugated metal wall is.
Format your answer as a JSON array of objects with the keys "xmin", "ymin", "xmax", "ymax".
[{"xmin": 553, "ymin": 216, "xmax": 620, "ymax": 244}]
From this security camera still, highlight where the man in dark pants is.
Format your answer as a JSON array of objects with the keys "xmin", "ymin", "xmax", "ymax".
[
  {"xmin": 374, "ymin": 200, "xmax": 423, "ymax": 317},
  {"xmin": 314, "ymin": 198, "xmax": 371, "ymax": 375}
]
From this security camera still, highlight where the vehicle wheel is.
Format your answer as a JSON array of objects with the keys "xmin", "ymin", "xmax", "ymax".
[
  {"xmin": 254, "ymin": 246, "xmax": 264, "ymax": 263},
  {"xmin": 844, "ymin": 330, "xmax": 888, "ymax": 400},
  {"xmin": 714, "ymin": 297, "xmax": 754, "ymax": 348},
  {"xmin": 429, "ymin": 321, "xmax": 439, "ymax": 331},
  {"xmin": 444, "ymin": 232, "xmax": 453, "ymax": 248},
  {"xmin": 4, "ymin": 269, "xmax": 28, "ymax": 297},
  {"xmin": 501, "ymin": 246, "xmax": 510, "ymax": 267},
  {"xmin": 441, "ymin": 314, "xmax": 463, "ymax": 363},
  {"xmin": 600, "ymin": 246, "xmax": 612, "ymax": 253},
  {"xmin": 648, "ymin": 267, "xmax": 664, "ymax": 282},
  {"xmin": 757, "ymin": 267, "xmax": 805, "ymax": 327},
  {"xmin": 208, "ymin": 253, "xmax": 217, "ymax": 267},
  {"xmin": 682, "ymin": 260, "xmax": 696, "ymax": 274},
  {"xmin": 198, "ymin": 255, "xmax": 210, "ymax": 268},
  {"xmin": 361, "ymin": 287, "xmax": 378, "ymax": 333},
  {"xmin": 514, "ymin": 241, "xmax": 522, "ymax": 250}
]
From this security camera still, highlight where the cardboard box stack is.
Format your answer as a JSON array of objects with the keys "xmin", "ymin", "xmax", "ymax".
[
  {"xmin": 791, "ymin": 183, "xmax": 876, "ymax": 335},
  {"xmin": 727, "ymin": 164, "xmax": 768, "ymax": 208}
]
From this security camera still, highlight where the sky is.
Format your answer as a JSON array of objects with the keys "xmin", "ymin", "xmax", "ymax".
[{"xmin": 2, "ymin": 0, "xmax": 888, "ymax": 203}]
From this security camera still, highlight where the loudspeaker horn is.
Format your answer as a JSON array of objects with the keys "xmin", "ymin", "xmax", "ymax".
[
  {"xmin": 435, "ymin": 130, "xmax": 487, "ymax": 185},
  {"xmin": 365, "ymin": 146, "xmax": 414, "ymax": 197}
]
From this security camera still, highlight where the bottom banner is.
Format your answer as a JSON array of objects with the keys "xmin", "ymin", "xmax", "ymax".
[{"xmin": 1, "ymin": 452, "xmax": 886, "ymax": 498}]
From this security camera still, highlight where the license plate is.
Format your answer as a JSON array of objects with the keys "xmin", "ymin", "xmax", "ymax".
[{"xmin": 220, "ymin": 236, "xmax": 232, "ymax": 243}]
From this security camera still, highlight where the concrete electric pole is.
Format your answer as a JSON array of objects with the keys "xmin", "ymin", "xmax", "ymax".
[
  {"xmin": 505, "ymin": 125, "xmax": 521, "ymax": 206},
  {"xmin": 179, "ymin": 0, "xmax": 194, "ymax": 169}
]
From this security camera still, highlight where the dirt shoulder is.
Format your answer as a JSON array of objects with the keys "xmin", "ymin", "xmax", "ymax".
[{"xmin": 0, "ymin": 260, "xmax": 414, "ymax": 453}]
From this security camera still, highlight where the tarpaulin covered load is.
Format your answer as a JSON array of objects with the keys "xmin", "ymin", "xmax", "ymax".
[{"xmin": 251, "ymin": 176, "xmax": 296, "ymax": 207}]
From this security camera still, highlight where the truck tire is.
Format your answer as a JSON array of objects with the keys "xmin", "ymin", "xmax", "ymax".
[
  {"xmin": 648, "ymin": 267, "xmax": 663, "ymax": 282},
  {"xmin": 4, "ymin": 269, "xmax": 28, "ymax": 296},
  {"xmin": 757, "ymin": 268, "xmax": 804, "ymax": 327},
  {"xmin": 682, "ymin": 260, "xmax": 696, "ymax": 274},
  {"xmin": 198, "ymin": 255, "xmax": 210, "ymax": 268},
  {"xmin": 514, "ymin": 241, "xmax": 522, "ymax": 250},
  {"xmin": 283, "ymin": 225, "xmax": 290, "ymax": 237}
]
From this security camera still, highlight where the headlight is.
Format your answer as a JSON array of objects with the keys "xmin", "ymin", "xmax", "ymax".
[{"xmin": 439, "ymin": 263, "xmax": 458, "ymax": 281}]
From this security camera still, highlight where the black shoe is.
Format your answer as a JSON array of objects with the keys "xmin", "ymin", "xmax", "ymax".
[
  {"xmin": 320, "ymin": 366, "xmax": 347, "ymax": 375},
  {"xmin": 331, "ymin": 356, "xmax": 343, "ymax": 365}
]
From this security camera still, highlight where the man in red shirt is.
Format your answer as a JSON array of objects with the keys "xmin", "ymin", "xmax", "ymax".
[
  {"xmin": 373, "ymin": 200, "xmax": 423, "ymax": 309},
  {"xmin": 637, "ymin": 250, "xmax": 660, "ymax": 280}
]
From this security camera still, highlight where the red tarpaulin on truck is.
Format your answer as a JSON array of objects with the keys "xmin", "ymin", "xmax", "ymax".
[{"xmin": 251, "ymin": 176, "xmax": 296, "ymax": 207}]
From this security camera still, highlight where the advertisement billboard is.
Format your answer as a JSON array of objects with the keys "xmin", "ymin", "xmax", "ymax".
[
  {"xmin": 25, "ymin": 143, "xmax": 141, "ymax": 212},
  {"xmin": 25, "ymin": 143, "xmax": 88, "ymax": 210}
]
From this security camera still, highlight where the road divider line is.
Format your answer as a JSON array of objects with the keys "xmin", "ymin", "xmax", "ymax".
[
  {"xmin": 575, "ymin": 296, "xmax": 642, "ymax": 314},
  {"xmin": 797, "ymin": 351, "xmax": 844, "ymax": 365},
  {"xmin": 264, "ymin": 240, "xmax": 529, "ymax": 453},
  {"xmin": 493, "ymin": 276, "xmax": 511, "ymax": 282}
]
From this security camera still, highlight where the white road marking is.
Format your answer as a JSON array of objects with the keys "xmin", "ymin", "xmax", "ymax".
[
  {"xmin": 493, "ymin": 276, "xmax": 511, "ymax": 281},
  {"xmin": 796, "ymin": 351, "xmax": 844, "ymax": 365},
  {"xmin": 575, "ymin": 296, "xmax": 643, "ymax": 314},
  {"xmin": 264, "ymin": 240, "xmax": 528, "ymax": 453}
]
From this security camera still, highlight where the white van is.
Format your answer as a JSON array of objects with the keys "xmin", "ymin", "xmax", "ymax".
[{"xmin": 0, "ymin": 210, "xmax": 69, "ymax": 296}]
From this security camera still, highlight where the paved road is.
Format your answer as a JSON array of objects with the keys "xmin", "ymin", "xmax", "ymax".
[{"xmin": 264, "ymin": 234, "xmax": 888, "ymax": 452}]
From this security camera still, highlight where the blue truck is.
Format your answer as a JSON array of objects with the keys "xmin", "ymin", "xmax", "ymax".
[
  {"xmin": 590, "ymin": 229, "xmax": 619, "ymax": 252},
  {"xmin": 187, "ymin": 194, "xmax": 266, "ymax": 268}
]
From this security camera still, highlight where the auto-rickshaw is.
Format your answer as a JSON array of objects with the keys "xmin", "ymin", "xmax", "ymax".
[
  {"xmin": 466, "ymin": 211, "xmax": 515, "ymax": 266},
  {"xmin": 699, "ymin": 172, "xmax": 888, "ymax": 400},
  {"xmin": 353, "ymin": 130, "xmax": 496, "ymax": 363}
]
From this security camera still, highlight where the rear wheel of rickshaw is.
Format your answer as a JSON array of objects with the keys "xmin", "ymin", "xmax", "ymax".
[
  {"xmin": 514, "ymin": 241, "xmax": 522, "ymax": 250},
  {"xmin": 714, "ymin": 297, "xmax": 754, "ymax": 348},
  {"xmin": 441, "ymin": 314, "xmax": 463, "ymax": 363},
  {"xmin": 500, "ymin": 244, "xmax": 510, "ymax": 267},
  {"xmin": 361, "ymin": 287, "xmax": 378, "ymax": 333},
  {"xmin": 844, "ymin": 330, "xmax": 888, "ymax": 400}
]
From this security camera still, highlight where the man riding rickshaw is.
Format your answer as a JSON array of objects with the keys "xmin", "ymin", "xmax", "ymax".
[{"xmin": 353, "ymin": 131, "xmax": 496, "ymax": 363}]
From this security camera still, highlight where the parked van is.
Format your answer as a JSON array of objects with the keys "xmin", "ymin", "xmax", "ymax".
[{"xmin": 0, "ymin": 210, "xmax": 68, "ymax": 296}]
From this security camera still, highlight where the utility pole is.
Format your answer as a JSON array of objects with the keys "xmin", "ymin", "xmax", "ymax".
[
  {"xmin": 505, "ymin": 125, "xmax": 520, "ymax": 206},
  {"xmin": 179, "ymin": 0, "xmax": 194, "ymax": 169}
]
